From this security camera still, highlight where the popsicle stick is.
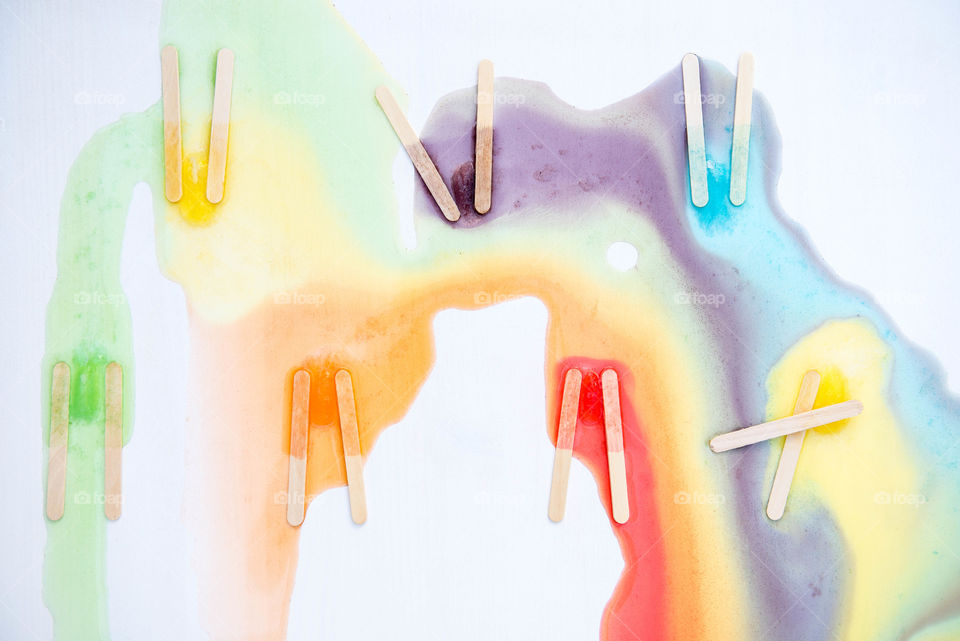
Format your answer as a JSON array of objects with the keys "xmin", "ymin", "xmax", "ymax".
[
  {"xmin": 474, "ymin": 59, "xmax": 494, "ymax": 214},
  {"xmin": 286, "ymin": 369, "xmax": 311, "ymax": 527},
  {"xmin": 206, "ymin": 48, "xmax": 235, "ymax": 204},
  {"xmin": 375, "ymin": 85, "xmax": 460, "ymax": 222},
  {"xmin": 710, "ymin": 399, "xmax": 863, "ymax": 453},
  {"xmin": 729, "ymin": 52, "xmax": 755, "ymax": 206},
  {"xmin": 160, "ymin": 45, "xmax": 182, "ymax": 203},
  {"xmin": 766, "ymin": 370, "xmax": 820, "ymax": 520},
  {"xmin": 46, "ymin": 362, "xmax": 71, "ymax": 521},
  {"xmin": 335, "ymin": 370, "xmax": 367, "ymax": 525},
  {"xmin": 104, "ymin": 362, "xmax": 123, "ymax": 520},
  {"xmin": 601, "ymin": 369, "xmax": 630, "ymax": 524},
  {"xmin": 681, "ymin": 53, "xmax": 709, "ymax": 207},
  {"xmin": 548, "ymin": 369, "xmax": 583, "ymax": 522}
]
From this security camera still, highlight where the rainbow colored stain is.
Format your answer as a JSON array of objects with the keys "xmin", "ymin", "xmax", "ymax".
[{"xmin": 40, "ymin": 1, "xmax": 960, "ymax": 640}]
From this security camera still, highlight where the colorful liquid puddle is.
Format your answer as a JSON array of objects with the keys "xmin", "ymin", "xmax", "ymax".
[{"xmin": 40, "ymin": 1, "xmax": 960, "ymax": 640}]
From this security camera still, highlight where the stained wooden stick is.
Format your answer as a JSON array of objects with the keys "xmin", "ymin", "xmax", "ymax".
[
  {"xmin": 474, "ymin": 59, "xmax": 494, "ymax": 214},
  {"xmin": 104, "ymin": 362, "xmax": 123, "ymax": 520},
  {"xmin": 601, "ymin": 369, "xmax": 630, "ymax": 524},
  {"xmin": 286, "ymin": 369, "xmax": 311, "ymax": 527},
  {"xmin": 548, "ymin": 369, "xmax": 582, "ymax": 522},
  {"xmin": 335, "ymin": 370, "xmax": 367, "ymax": 524},
  {"xmin": 710, "ymin": 399, "xmax": 863, "ymax": 453},
  {"xmin": 46, "ymin": 362, "xmax": 71, "ymax": 521},
  {"xmin": 729, "ymin": 52, "xmax": 755, "ymax": 206},
  {"xmin": 766, "ymin": 370, "xmax": 820, "ymax": 521},
  {"xmin": 681, "ymin": 53, "xmax": 709, "ymax": 207},
  {"xmin": 206, "ymin": 48, "xmax": 235, "ymax": 204},
  {"xmin": 375, "ymin": 85, "xmax": 460, "ymax": 222},
  {"xmin": 161, "ymin": 45, "xmax": 182, "ymax": 203}
]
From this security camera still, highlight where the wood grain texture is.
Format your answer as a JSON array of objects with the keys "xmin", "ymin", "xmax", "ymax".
[
  {"xmin": 601, "ymin": 369, "xmax": 629, "ymax": 524},
  {"xmin": 45, "ymin": 362, "xmax": 71, "ymax": 521},
  {"xmin": 286, "ymin": 369, "xmax": 311, "ymax": 527},
  {"xmin": 766, "ymin": 370, "xmax": 820, "ymax": 520},
  {"xmin": 548, "ymin": 368, "xmax": 582, "ymax": 522},
  {"xmin": 729, "ymin": 52, "xmax": 755, "ymax": 206},
  {"xmin": 710, "ymin": 399, "xmax": 863, "ymax": 453},
  {"xmin": 206, "ymin": 48, "xmax": 234, "ymax": 204},
  {"xmin": 335, "ymin": 370, "xmax": 367, "ymax": 524},
  {"xmin": 161, "ymin": 45, "xmax": 182, "ymax": 203},
  {"xmin": 474, "ymin": 59, "xmax": 494, "ymax": 214},
  {"xmin": 681, "ymin": 53, "xmax": 709, "ymax": 207}
]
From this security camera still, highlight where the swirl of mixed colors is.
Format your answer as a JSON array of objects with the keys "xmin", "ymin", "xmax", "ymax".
[{"xmin": 41, "ymin": 1, "xmax": 960, "ymax": 640}]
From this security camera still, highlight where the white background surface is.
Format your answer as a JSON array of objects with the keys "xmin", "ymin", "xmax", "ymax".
[{"xmin": 2, "ymin": 1, "xmax": 959, "ymax": 639}]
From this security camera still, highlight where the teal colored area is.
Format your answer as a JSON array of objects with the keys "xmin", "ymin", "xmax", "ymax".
[
  {"xmin": 692, "ymin": 156, "xmax": 737, "ymax": 235},
  {"xmin": 692, "ymin": 67, "xmax": 960, "ymax": 463}
]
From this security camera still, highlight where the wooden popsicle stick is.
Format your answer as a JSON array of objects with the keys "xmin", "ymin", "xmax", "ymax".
[
  {"xmin": 46, "ymin": 362, "xmax": 71, "ymax": 521},
  {"xmin": 729, "ymin": 52, "xmax": 755, "ymax": 206},
  {"xmin": 206, "ymin": 48, "xmax": 235, "ymax": 204},
  {"xmin": 681, "ymin": 53, "xmax": 709, "ymax": 207},
  {"xmin": 474, "ymin": 59, "xmax": 494, "ymax": 214},
  {"xmin": 766, "ymin": 370, "xmax": 820, "ymax": 521},
  {"xmin": 375, "ymin": 85, "xmax": 461, "ymax": 222},
  {"xmin": 104, "ymin": 362, "xmax": 123, "ymax": 520},
  {"xmin": 335, "ymin": 370, "xmax": 367, "ymax": 525},
  {"xmin": 161, "ymin": 45, "xmax": 182, "ymax": 203},
  {"xmin": 710, "ymin": 399, "xmax": 863, "ymax": 453},
  {"xmin": 601, "ymin": 369, "xmax": 630, "ymax": 524},
  {"xmin": 548, "ymin": 369, "xmax": 583, "ymax": 522},
  {"xmin": 286, "ymin": 369, "xmax": 311, "ymax": 527}
]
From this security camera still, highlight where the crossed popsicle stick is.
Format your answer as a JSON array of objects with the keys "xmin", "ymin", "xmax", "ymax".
[{"xmin": 710, "ymin": 370, "xmax": 863, "ymax": 520}]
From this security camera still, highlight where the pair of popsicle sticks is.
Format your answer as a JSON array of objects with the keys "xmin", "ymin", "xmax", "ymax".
[
  {"xmin": 708, "ymin": 371, "xmax": 864, "ymax": 519},
  {"xmin": 160, "ymin": 46, "xmax": 235, "ymax": 204},
  {"xmin": 375, "ymin": 59, "xmax": 495, "ymax": 221},
  {"xmin": 45, "ymin": 361, "xmax": 124, "ymax": 521},
  {"xmin": 286, "ymin": 369, "xmax": 367, "ymax": 527},
  {"xmin": 680, "ymin": 52, "xmax": 755, "ymax": 207},
  {"xmin": 548, "ymin": 368, "xmax": 630, "ymax": 524}
]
